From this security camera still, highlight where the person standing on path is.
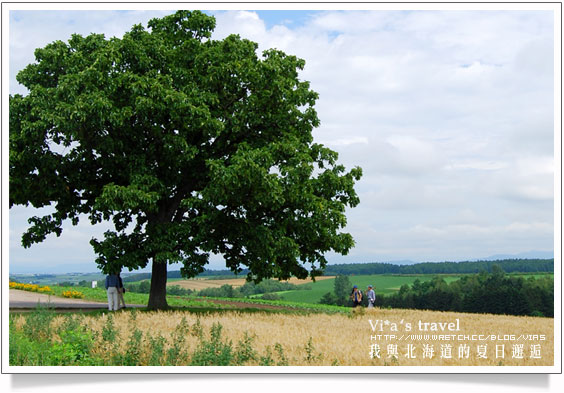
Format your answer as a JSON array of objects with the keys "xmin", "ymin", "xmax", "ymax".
[
  {"xmin": 366, "ymin": 285, "xmax": 376, "ymax": 308},
  {"xmin": 105, "ymin": 272, "xmax": 120, "ymax": 311},
  {"xmin": 117, "ymin": 272, "xmax": 126, "ymax": 309}
]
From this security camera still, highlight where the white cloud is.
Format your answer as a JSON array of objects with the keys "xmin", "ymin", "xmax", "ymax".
[
  {"xmin": 445, "ymin": 160, "xmax": 508, "ymax": 171},
  {"xmin": 7, "ymin": 9, "xmax": 555, "ymax": 273},
  {"xmin": 213, "ymin": 10, "xmax": 266, "ymax": 40},
  {"xmin": 319, "ymin": 136, "xmax": 369, "ymax": 146}
]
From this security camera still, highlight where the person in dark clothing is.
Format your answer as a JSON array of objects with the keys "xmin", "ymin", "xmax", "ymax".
[
  {"xmin": 350, "ymin": 285, "xmax": 363, "ymax": 308},
  {"xmin": 105, "ymin": 272, "xmax": 120, "ymax": 311}
]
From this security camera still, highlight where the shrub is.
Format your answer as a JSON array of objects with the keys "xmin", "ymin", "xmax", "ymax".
[
  {"xmin": 261, "ymin": 293, "xmax": 281, "ymax": 301},
  {"xmin": 234, "ymin": 332, "xmax": 257, "ymax": 365},
  {"xmin": 190, "ymin": 323, "xmax": 233, "ymax": 366},
  {"xmin": 165, "ymin": 318, "xmax": 190, "ymax": 366},
  {"xmin": 190, "ymin": 318, "xmax": 203, "ymax": 338},
  {"xmin": 167, "ymin": 285, "xmax": 193, "ymax": 296},
  {"xmin": 319, "ymin": 292, "xmax": 337, "ymax": 305},
  {"xmin": 274, "ymin": 343, "xmax": 289, "ymax": 366},
  {"xmin": 304, "ymin": 337, "xmax": 322, "ymax": 364},
  {"xmin": 146, "ymin": 334, "xmax": 166, "ymax": 366},
  {"xmin": 121, "ymin": 329, "xmax": 143, "ymax": 366},
  {"xmin": 239, "ymin": 279, "xmax": 300, "ymax": 296},
  {"xmin": 24, "ymin": 305, "xmax": 55, "ymax": 341},
  {"xmin": 197, "ymin": 284, "xmax": 241, "ymax": 298},
  {"xmin": 51, "ymin": 329, "xmax": 95, "ymax": 365},
  {"xmin": 259, "ymin": 346, "xmax": 275, "ymax": 366},
  {"xmin": 126, "ymin": 280, "xmax": 151, "ymax": 294},
  {"xmin": 101, "ymin": 314, "xmax": 118, "ymax": 342}
]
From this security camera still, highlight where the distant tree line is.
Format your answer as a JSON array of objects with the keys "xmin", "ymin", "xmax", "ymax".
[
  {"xmin": 113, "ymin": 259, "xmax": 552, "ymax": 284},
  {"xmin": 379, "ymin": 266, "xmax": 553, "ymax": 317},
  {"xmin": 321, "ymin": 267, "xmax": 553, "ymax": 317},
  {"xmin": 322, "ymin": 259, "xmax": 553, "ymax": 276}
]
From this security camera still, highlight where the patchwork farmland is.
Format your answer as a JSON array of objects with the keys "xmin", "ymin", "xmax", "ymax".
[{"xmin": 167, "ymin": 276, "xmax": 335, "ymax": 291}]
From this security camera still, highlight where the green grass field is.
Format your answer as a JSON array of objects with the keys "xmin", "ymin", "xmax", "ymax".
[
  {"xmin": 266, "ymin": 275, "xmax": 454, "ymax": 303},
  {"xmin": 275, "ymin": 273, "xmax": 554, "ymax": 304},
  {"xmin": 36, "ymin": 285, "xmax": 349, "ymax": 314}
]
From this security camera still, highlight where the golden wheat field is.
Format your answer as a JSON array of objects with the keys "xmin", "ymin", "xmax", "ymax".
[
  {"xmin": 168, "ymin": 276, "xmax": 335, "ymax": 291},
  {"xmin": 14, "ymin": 307, "xmax": 553, "ymax": 367}
]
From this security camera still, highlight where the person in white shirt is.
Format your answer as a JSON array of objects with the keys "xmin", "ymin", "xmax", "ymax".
[{"xmin": 366, "ymin": 285, "xmax": 376, "ymax": 308}]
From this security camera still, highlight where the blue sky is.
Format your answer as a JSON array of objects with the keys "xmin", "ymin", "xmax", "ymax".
[{"xmin": 7, "ymin": 8, "xmax": 557, "ymax": 273}]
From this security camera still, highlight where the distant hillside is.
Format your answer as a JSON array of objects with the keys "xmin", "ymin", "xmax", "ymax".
[
  {"xmin": 478, "ymin": 250, "xmax": 554, "ymax": 260},
  {"xmin": 322, "ymin": 259, "xmax": 554, "ymax": 276}
]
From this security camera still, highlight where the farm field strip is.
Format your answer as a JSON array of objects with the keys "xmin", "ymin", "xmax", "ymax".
[
  {"xmin": 10, "ymin": 307, "xmax": 553, "ymax": 366},
  {"xmin": 167, "ymin": 276, "xmax": 335, "ymax": 291}
]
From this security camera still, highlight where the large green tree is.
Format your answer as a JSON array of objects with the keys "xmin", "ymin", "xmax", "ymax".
[{"xmin": 10, "ymin": 11, "xmax": 362, "ymax": 309}]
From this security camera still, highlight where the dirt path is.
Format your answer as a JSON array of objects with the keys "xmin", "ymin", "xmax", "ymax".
[{"xmin": 9, "ymin": 289, "xmax": 144, "ymax": 310}]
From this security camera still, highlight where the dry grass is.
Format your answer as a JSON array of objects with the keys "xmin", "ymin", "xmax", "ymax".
[
  {"xmin": 167, "ymin": 278, "xmax": 248, "ymax": 290},
  {"xmin": 36, "ymin": 307, "xmax": 554, "ymax": 367},
  {"xmin": 168, "ymin": 276, "xmax": 335, "ymax": 291}
]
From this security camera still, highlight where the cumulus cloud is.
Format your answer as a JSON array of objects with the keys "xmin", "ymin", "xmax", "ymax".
[{"xmin": 7, "ymin": 8, "xmax": 555, "ymax": 272}]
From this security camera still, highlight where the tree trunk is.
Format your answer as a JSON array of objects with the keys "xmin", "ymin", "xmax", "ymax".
[{"xmin": 148, "ymin": 260, "xmax": 168, "ymax": 310}]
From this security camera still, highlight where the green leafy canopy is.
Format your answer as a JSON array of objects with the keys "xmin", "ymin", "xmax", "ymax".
[{"xmin": 10, "ymin": 10, "xmax": 362, "ymax": 282}]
